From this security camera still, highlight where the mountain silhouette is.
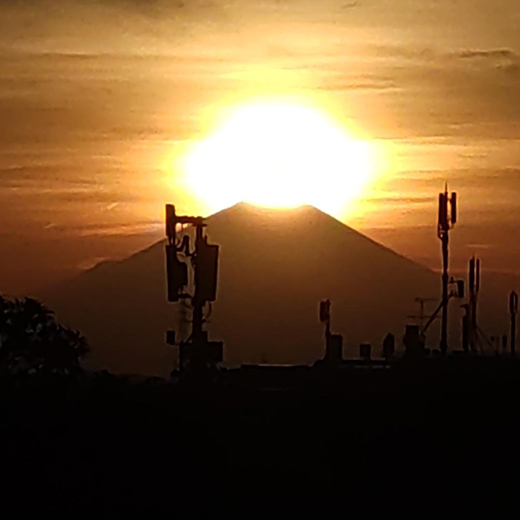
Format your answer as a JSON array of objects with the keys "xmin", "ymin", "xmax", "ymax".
[{"xmin": 44, "ymin": 203, "xmax": 440, "ymax": 376}]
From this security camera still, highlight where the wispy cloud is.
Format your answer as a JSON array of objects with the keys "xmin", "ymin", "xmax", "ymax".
[{"xmin": 1, "ymin": 0, "xmax": 520, "ymax": 291}]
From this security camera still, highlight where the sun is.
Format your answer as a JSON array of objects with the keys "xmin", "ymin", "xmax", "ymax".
[{"xmin": 178, "ymin": 100, "xmax": 380, "ymax": 217}]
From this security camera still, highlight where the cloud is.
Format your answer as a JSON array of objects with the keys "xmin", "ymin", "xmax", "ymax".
[
  {"xmin": 76, "ymin": 221, "xmax": 162, "ymax": 237},
  {"xmin": 457, "ymin": 49, "xmax": 518, "ymax": 61},
  {"xmin": 454, "ymin": 48, "xmax": 520, "ymax": 76},
  {"xmin": 363, "ymin": 195, "xmax": 433, "ymax": 206},
  {"xmin": 372, "ymin": 44, "xmax": 520, "ymax": 71},
  {"xmin": 316, "ymin": 77, "xmax": 397, "ymax": 92},
  {"xmin": 341, "ymin": 1, "xmax": 359, "ymax": 9}
]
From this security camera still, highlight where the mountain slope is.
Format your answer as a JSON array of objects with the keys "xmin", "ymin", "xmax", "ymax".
[{"xmin": 44, "ymin": 203, "xmax": 440, "ymax": 376}]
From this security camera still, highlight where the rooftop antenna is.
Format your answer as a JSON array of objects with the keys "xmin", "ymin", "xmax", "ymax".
[
  {"xmin": 165, "ymin": 204, "xmax": 222, "ymax": 374},
  {"xmin": 437, "ymin": 185, "xmax": 457, "ymax": 355},
  {"xmin": 468, "ymin": 256, "xmax": 481, "ymax": 353}
]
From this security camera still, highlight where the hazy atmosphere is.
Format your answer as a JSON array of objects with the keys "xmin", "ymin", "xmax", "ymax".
[{"xmin": 2, "ymin": 0, "xmax": 520, "ymax": 294}]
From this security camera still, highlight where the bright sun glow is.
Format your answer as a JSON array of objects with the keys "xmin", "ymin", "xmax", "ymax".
[{"xmin": 179, "ymin": 101, "xmax": 382, "ymax": 217}]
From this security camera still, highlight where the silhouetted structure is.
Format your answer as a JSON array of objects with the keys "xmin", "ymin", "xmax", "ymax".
[
  {"xmin": 319, "ymin": 300, "xmax": 343, "ymax": 364},
  {"xmin": 403, "ymin": 324, "xmax": 425, "ymax": 358},
  {"xmin": 383, "ymin": 333, "xmax": 395, "ymax": 359},
  {"xmin": 419, "ymin": 277, "xmax": 463, "ymax": 346},
  {"xmin": 468, "ymin": 256, "xmax": 481, "ymax": 353},
  {"xmin": 359, "ymin": 343, "xmax": 371, "ymax": 360},
  {"xmin": 437, "ymin": 186, "xmax": 457, "ymax": 355},
  {"xmin": 165, "ymin": 204, "xmax": 222, "ymax": 373}
]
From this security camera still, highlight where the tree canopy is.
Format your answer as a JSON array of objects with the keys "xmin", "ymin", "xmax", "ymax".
[{"xmin": 0, "ymin": 296, "xmax": 88, "ymax": 376}]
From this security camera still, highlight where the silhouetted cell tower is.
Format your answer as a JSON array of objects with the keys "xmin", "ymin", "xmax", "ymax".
[
  {"xmin": 165, "ymin": 204, "xmax": 223, "ymax": 374},
  {"xmin": 437, "ymin": 185, "xmax": 457, "ymax": 355}
]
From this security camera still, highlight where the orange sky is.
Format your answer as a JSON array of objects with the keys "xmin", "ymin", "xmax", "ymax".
[{"xmin": 1, "ymin": 0, "xmax": 520, "ymax": 295}]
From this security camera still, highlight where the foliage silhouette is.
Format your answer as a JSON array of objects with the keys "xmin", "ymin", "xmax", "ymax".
[{"xmin": 0, "ymin": 296, "xmax": 88, "ymax": 376}]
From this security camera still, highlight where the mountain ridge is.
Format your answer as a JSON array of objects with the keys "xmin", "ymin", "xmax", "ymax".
[
  {"xmin": 62, "ymin": 202, "xmax": 436, "ymax": 284},
  {"xmin": 43, "ymin": 202, "xmax": 440, "ymax": 376}
]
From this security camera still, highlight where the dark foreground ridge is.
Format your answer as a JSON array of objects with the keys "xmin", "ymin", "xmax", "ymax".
[{"xmin": 2, "ymin": 358, "xmax": 520, "ymax": 519}]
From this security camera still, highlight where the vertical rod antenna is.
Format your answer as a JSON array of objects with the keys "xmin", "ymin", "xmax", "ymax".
[{"xmin": 438, "ymin": 186, "xmax": 457, "ymax": 355}]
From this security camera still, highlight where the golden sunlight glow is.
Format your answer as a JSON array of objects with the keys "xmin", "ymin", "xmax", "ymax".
[{"xmin": 178, "ymin": 100, "xmax": 384, "ymax": 218}]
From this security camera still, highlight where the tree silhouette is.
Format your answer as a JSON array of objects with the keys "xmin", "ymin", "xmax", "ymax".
[{"xmin": 0, "ymin": 296, "xmax": 88, "ymax": 376}]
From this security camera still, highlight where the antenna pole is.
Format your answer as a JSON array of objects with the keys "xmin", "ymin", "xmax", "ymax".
[
  {"xmin": 438, "ymin": 186, "xmax": 457, "ymax": 356},
  {"xmin": 468, "ymin": 257, "xmax": 480, "ymax": 353},
  {"xmin": 440, "ymin": 229, "xmax": 449, "ymax": 355},
  {"xmin": 191, "ymin": 223, "xmax": 205, "ymax": 368}
]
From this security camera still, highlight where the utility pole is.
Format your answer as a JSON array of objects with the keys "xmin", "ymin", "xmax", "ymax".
[
  {"xmin": 510, "ymin": 291, "xmax": 518, "ymax": 356},
  {"xmin": 437, "ymin": 185, "xmax": 457, "ymax": 356}
]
